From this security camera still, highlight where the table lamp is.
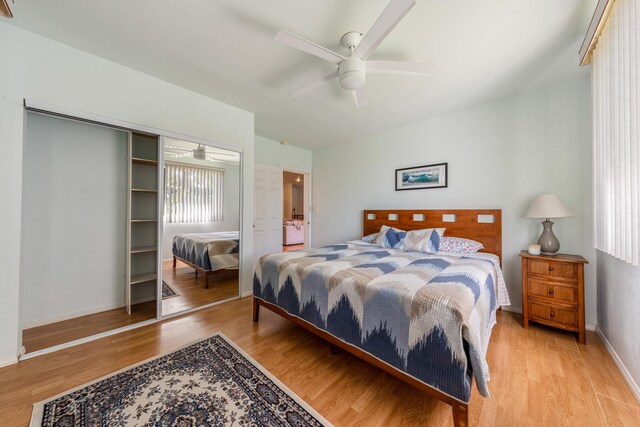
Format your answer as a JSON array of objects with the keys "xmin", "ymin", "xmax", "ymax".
[{"xmin": 525, "ymin": 194, "xmax": 572, "ymax": 255}]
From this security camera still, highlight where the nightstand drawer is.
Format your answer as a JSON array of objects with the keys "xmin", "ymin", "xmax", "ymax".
[
  {"xmin": 527, "ymin": 279, "xmax": 578, "ymax": 305},
  {"xmin": 528, "ymin": 300, "xmax": 578, "ymax": 329},
  {"xmin": 527, "ymin": 259, "xmax": 577, "ymax": 282}
]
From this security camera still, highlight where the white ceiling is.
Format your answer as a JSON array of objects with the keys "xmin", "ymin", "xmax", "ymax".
[{"xmin": 6, "ymin": 0, "xmax": 595, "ymax": 150}]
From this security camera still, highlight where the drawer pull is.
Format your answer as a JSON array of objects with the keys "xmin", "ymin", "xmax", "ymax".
[
  {"xmin": 548, "ymin": 289, "xmax": 555, "ymax": 296},
  {"xmin": 549, "ymin": 267, "xmax": 555, "ymax": 271},
  {"xmin": 550, "ymin": 310, "xmax": 556, "ymax": 318}
]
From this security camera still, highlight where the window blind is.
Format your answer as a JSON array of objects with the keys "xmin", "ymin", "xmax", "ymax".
[
  {"xmin": 592, "ymin": 0, "xmax": 640, "ymax": 265},
  {"xmin": 164, "ymin": 163, "xmax": 224, "ymax": 223}
]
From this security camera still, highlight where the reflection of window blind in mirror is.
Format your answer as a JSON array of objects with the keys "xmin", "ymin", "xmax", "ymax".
[{"xmin": 164, "ymin": 163, "xmax": 224, "ymax": 223}]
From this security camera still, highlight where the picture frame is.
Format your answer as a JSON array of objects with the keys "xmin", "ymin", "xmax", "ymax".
[{"xmin": 395, "ymin": 162, "xmax": 448, "ymax": 191}]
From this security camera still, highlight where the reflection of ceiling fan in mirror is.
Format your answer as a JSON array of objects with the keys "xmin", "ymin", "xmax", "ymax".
[{"xmin": 164, "ymin": 144, "xmax": 238, "ymax": 163}]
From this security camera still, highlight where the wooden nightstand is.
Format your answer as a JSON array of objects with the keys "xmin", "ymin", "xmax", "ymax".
[{"xmin": 520, "ymin": 251, "xmax": 588, "ymax": 344}]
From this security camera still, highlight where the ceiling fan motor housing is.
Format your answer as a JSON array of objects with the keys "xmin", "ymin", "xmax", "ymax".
[
  {"xmin": 193, "ymin": 145, "xmax": 206, "ymax": 160},
  {"xmin": 339, "ymin": 57, "xmax": 366, "ymax": 90}
]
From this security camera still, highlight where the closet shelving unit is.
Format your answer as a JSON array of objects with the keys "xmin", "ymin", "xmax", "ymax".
[{"xmin": 126, "ymin": 132, "xmax": 160, "ymax": 314}]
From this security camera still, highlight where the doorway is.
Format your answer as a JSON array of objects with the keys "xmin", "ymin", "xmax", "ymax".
[{"xmin": 282, "ymin": 170, "xmax": 307, "ymax": 252}]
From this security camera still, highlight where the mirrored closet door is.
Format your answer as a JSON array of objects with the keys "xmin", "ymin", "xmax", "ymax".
[{"xmin": 160, "ymin": 138, "xmax": 241, "ymax": 317}]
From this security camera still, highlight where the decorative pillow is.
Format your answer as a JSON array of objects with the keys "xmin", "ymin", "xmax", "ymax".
[
  {"xmin": 375, "ymin": 225, "xmax": 407, "ymax": 249},
  {"xmin": 438, "ymin": 237, "xmax": 484, "ymax": 254},
  {"xmin": 401, "ymin": 228, "xmax": 445, "ymax": 253},
  {"xmin": 362, "ymin": 233, "xmax": 379, "ymax": 243}
]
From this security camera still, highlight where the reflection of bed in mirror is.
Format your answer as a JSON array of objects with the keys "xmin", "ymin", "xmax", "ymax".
[{"xmin": 171, "ymin": 231, "xmax": 239, "ymax": 288}]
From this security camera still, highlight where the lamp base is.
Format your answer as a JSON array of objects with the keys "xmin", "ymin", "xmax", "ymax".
[
  {"xmin": 540, "ymin": 251, "xmax": 558, "ymax": 256},
  {"xmin": 538, "ymin": 219, "xmax": 560, "ymax": 254}
]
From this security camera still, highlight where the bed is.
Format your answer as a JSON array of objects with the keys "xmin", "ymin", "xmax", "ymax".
[
  {"xmin": 172, "ymin": 231, "xmax": 239, "ymax": 288},
  {"xmin": 252, "ymin": 209, "xmax": 508, "ymax": 426}
]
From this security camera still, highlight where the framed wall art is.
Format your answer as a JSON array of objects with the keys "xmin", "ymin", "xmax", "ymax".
[{"xmin": 395, "ymin": 163, "xmax": 448, "ymax": 191}]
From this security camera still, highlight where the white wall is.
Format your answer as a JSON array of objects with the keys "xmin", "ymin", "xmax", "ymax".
[
  {"xmin": 161, "ymin": 160, "xmax": 240, "ymax": 260},
  {"xmin": 292, "ymin": 186, "xmax": 303, "ymax": 215},
  {"xmin": 0, "ymin": 22, "xmax": 254, "ymax": 364},
  {"xmin": 283, "ymin": 182, "xmax": 293, "ymax": 220},
  {"xmin": 255, "ymin": 135, "xmax": 312, "ymax": 171},
  {"xmin": 597, "ymin": 253, "xmax": 640, "ymax": 396},
  {"xmin": 312, "ymin": 77, "xmax": 595, "ymax": 324}
]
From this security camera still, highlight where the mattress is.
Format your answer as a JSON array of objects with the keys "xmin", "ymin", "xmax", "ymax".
[
  {"xmin": 172, "ymin": 231, "xmax": 239, "ymax": 271},
  {"xmin": 253, "ymin": 240, "xmax": 510, "ymax": 403}
]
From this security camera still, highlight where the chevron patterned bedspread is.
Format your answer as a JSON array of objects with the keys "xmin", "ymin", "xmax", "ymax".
[
  {"xmin": 253, "ymin": 241, "xmax": 509, "ymax": 403},
  {"xmin": 172, "ymin": 231, "xmax": 239, "ymax": 271}
]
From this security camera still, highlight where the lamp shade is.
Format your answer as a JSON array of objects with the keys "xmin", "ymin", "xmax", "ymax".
[{"xmin": 525, "ymin": 194, "xmax": 572, "ymax": 219}]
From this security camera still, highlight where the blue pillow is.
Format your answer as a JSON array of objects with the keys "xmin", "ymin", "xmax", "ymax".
[
  {"xmin": 401, "ymin": 228, "xmax": 446, "ymax": 253},
  {"xmin": 375, "ymin": 225, "xmax": 407, "ymax": 249}
]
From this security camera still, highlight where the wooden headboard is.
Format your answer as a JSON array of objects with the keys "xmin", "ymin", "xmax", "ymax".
[{"xmin": 363, "ymin": 209, "xmax": 502, "ymax": 265}]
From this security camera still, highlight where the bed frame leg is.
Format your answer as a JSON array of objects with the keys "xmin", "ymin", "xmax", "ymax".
[
  {"xmin": 172, "ymin": 256, "xmax": 176, "ymax": 269},
  {"xmin": 205, "ymin": 274, "xmax": 209, "ymax": 289},
  {"xmin": 253, "ymin": 298, "xmax": 260, "ymax": 322},
  {"xmin": 452, "ymin": 402, "xmax": 468, "ymax": 427}
]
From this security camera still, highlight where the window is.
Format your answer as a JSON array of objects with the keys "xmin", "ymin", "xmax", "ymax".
[
  {"xmin": 164, "ymin": 162, "xmax": 224, "ymax": 223},
  {"xmin": 592, "ymin": 0, "xmax": 640, "ymax": 265}
]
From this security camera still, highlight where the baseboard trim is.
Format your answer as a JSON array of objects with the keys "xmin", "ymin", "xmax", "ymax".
[
  {"xmin": 595, "ymin": 326, "xmax": 640, "ymax": 402},
  {"xmin": 0, "ymin": 354, "xmax": 18, "ymax": 368},
  {"xmin": 500, "ymin": 305, "xmax": 522, "ymax": 314},
  {"xmin": 241, "ymin": 290, "xmax": 253, "ymax": 298}
]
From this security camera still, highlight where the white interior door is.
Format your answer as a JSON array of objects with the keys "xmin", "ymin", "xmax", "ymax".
[{"xmin": 254, "ymin": 163, "xmax": 283, "ymax": 267}]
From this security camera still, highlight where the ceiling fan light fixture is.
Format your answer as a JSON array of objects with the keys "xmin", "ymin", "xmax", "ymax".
[
  {"xmin": 193, "ymin": 145, "xmax": 206, "ymax": 160},
  {"xmin": 339, "ymin": 57, "xmax": 366, "ymax": 90}
]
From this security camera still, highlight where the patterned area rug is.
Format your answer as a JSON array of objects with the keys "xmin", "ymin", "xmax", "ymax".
[
  {"xmin": 162, "ymin": 281, "xmax": 180, "ymax": 300},
  {"xmin": 30, "ymin": 333, "xmax": 331, "ymax": 426}
]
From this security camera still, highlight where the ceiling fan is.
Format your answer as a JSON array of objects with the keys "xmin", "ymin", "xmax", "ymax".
[
  {"xmin": 164, "ymin": 144, "xmax": 237, "ymax": 162},
  {"xmin": 275, "ymin": 0, "xmax": 433, "ymax": 107}
]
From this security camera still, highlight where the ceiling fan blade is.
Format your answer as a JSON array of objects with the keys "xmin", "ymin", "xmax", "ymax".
[
  {"xmin": 354, "ymin": 0, "xmax": 415, "ymax": 60},
  {"xmin": 352, "ymin": 88, "xmax": 368, "ymax": 108},
  {"xmin": 292, "ymin": 70, "xmax": 339, "ymax": 98},
  {"xmin": 367, "ymin": 60, "xmax": 434, "ymax": 76},
  {"xmin": 276, "ymin": 30, "xmax": 346, "ymax": 64}
]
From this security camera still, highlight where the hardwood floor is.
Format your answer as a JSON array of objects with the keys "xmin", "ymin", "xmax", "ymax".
[
  {"xmin": 161, "ymin": 260, "xmax": 239, "ymax": 316},
  {"xmin": 22, "ymin": 301, "xmax": 156, "ymax": 354},
  {"xmin": 283, "ymin": 243, "xmax": 305, "ymax": 252},
  {"xmin": 22, "ymin": 260, "xmax": 238, "ymax": 354},
  {"xmin": 3, "ymin": 299, "xmax": 638, "ymax": 426}
]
